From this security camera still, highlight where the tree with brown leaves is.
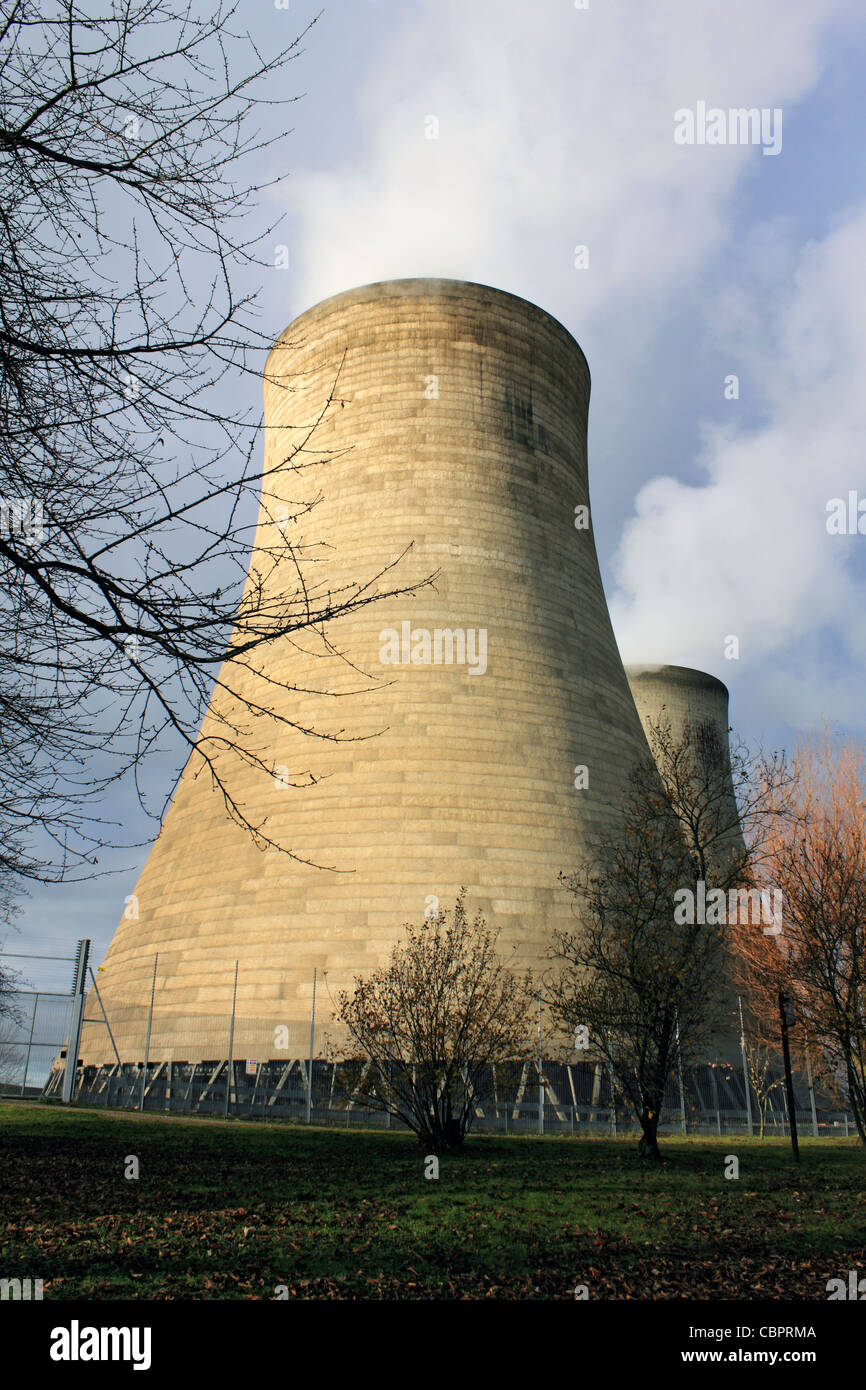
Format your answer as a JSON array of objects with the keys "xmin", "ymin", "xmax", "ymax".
[{"xmin": 731, "ymin": 730, "xmax": 866, "ymax": 1144}]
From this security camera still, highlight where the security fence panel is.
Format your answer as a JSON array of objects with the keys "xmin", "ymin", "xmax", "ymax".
[{"xmin": 0, "ymin": 991, "xmax": 75, "ymax": 1096}]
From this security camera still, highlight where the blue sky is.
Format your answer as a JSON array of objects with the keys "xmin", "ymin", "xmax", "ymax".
[{"xmin": 8, "ymin": 0, "xmax": 866, "ymax": 990}]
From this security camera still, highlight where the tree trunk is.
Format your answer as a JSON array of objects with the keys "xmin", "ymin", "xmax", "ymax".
[
  {"xmin": 432, "ymin": 1095, "xmax": 464, "ymax": 1153},
  {"xmin": 637, "ymin": 1108, "xmax": 661, "ymax": 1159},
  {"xmin": 844, "ymin": 1054, "xmax": 866, "ymax": 1146},
  {"xmin": 778, "ymin": 989, "xmax": 800, "ymax": 1162},
  {"xmin": 443, "ymin": 1117, "xmax": 463, "ymax": 1152}
]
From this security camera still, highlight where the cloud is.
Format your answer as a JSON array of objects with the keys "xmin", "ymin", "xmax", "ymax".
[
  {"xmin": 279, "ymin": 0, "xmax": 864, "ymax": 735},
  {"xmin": 283, "ymin": 0, "xmax": 855, "ymax": 353},
  {"xmin": 609, "ymin": 201, "xmax": 866, "ymax": 707}
]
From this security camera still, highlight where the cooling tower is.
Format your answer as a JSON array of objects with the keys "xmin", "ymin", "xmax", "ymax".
[
  {"xmin": 626, "ymin": 664, "xmax": 732, "ymax": 752},
  {"xmin": 626, "ymin": 663, "xmax": 745, "ymax": 1055},
  {"xmin": 82, "ymin": 279, "xmax": 656, "ymax": 1063},
  {"xmin": 625, "ymin": 663, "xmax": 743, "ymax": 865}
]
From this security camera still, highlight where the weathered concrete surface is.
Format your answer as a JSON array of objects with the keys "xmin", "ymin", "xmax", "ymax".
[
  {"xmin": 626, "ymin": 664, "xmax": 733, "ymax": 750},
  {"xmin": 83, "ymin": 279, "xmax": 654, "ymax": 1060},
  {"xmin": 626, "ymin": 663, "xmax": 743, "ymax": 865},
  {"xmin": 626, "ymin": 663, "xmax": 746, "ymax": 1057}
]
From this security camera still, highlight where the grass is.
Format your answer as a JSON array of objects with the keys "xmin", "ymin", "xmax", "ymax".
[{"xmin": 1, "ymin": 1102, "xmax": 865, "ymax": 1299}]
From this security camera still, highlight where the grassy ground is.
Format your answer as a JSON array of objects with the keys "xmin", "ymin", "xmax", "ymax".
[{"xmin": 1, "ymin": 1102, "xmax": 865, "ymax": 1299}]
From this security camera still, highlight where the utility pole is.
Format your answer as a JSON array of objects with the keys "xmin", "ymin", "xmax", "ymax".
[
  {"xmin": 805, "ymin": 1048, "xmax": 819, "ymax": 1138},
  {"xmin": 778, "ymin": 989, "xmax": 800, "ymax": 1162},
  {"xmin": 385, "ymin": 977, "xmax": 393, "ymax": 1130},
  {"xmin": 675, "ymin": 1009, "xmax": 687, "ymax": 1137}
]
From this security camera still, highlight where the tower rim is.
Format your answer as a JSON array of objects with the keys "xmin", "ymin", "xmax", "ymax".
[
  {"xmin": 625, "ymin": 663, "xmax": 730, "ymax": 703},
  {"xmin": 265, "ymin": 276, "xmax": 591, "ymax": 387}
]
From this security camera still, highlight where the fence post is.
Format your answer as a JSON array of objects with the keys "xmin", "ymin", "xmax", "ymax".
[
  {"xmin": 305, "ymin": 967, "xmax": 316, "ymax": 1125},
  {"xmin": 537, "ymin": 995, "xmax": 544, "ymax": 1136},
  {"xmin": 738, "ymin": 995, "xmax": 754, "ymax": 1136},
  {"xmin": 385, "ymin": 977, "xmax": 394, "ymax": 1131},
  {"xmin": 608, "ymin": 1060, "xmax": 617, "ymax": 1138},
  {"xmin": 709, "ymin": 1064, "xmax": 722, "ymax": 1136},
  {"xmin": 88, "ymin": 967, "xmax": 122, "ymax": 1068},
  {"xmin": 805, "ymin": 1049, "xmax": 819, "ymax": 1139},
  {"xmin": 675, "ymin": 1010, "xmax": 687, "ymax": 1137},
  {"xmin": 20, "ymin": 993, "xmax": 38, "ymax": 1097},
  {"xmin": 224, "ymin": 960, "xmax": 238, "ymax": 1120},
  {"xmin": 62, "ymin": 939, "xmax": 91, "ymax": 1104},
  {"xmin": 138, "ymin": 952, "xmax": 158, "ymax": 1112}
]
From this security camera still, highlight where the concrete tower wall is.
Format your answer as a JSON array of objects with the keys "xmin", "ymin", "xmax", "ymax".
[
  {"xmin": 625, "ymin": 663, "xmax": 742, "ymax": 857},
  {"xmin": 83, "ymin": 279, "xmax": 654, "ymax": 1061},
  {"xmin": 626, "ymin": 663, "xmax": 744, "ymax": 1056},
  {"xmin": 625, "ymin": 665, "xmax": 732, "ymax": 751}
]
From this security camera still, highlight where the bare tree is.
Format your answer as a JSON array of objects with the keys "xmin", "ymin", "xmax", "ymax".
[
  {"xmin": 640, "ymin": 711, "xmax": 790, "ymax": 890},
  {"xmin": 0, "ymin": 1016, "xmax": 26, "ymax": 1084},
  {"xmin": 0, "ymin": 943, "xmax": 24, "ymax": 1026},
  {"xmin": 334, "ymin": 891, "xmax": 535, "ymax": 1153},
  {"xmin": 547, "ymin": 716, "xmax": 790, "ymax": 1159},
  {"xmin": 548, "ymin": 756, "xmax": 722, "ymax": 1159},
  {"xmin": 742, "ymin": 1040, "xmax": 786, "ymax": 1138},
  {"xmin": 0, "ymin": 0, "xmax": 430, "ymax": 884}
]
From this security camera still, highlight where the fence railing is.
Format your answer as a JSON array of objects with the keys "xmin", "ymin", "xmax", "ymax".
[
  {"xmin": 32, "ymin": 1053, "xmax": 857, "ymax": 1139},
  {"xmin": 1, "ymin": 985, "xmax": 857, "ymax": 1139}
]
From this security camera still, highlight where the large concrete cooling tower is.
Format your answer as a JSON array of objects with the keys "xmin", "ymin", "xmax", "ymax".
[
  {"xmin": 83, "ymin": 279, "xmax": 655, "ymax": 1062},
  {"xmin": 625, "ymin": 663, "xmax": 742, "ymax": 864},
  {"xmin": 626, "ymin": 663, "xmax": 745, "ymax": 1055},
  {"xmin": 626, "ymin": 664, "xmax": 732, "ymax": 751}
]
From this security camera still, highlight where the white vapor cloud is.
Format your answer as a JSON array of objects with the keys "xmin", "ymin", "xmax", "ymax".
[
  {"xmin": 280, "ymin": 0, "xmax": 865, "ymax": 736},
  {"xmin": 609, "ymin": 200, "xmax": 866, "ymax": 718},
  {"xmin": 284, "ymin": 0, "xmax": 854, "ymax": 351}
]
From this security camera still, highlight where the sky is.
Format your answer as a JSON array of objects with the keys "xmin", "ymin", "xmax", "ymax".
[{"xmin": 8, "ymin": 0, "xmax": 866, "ymax": 993}]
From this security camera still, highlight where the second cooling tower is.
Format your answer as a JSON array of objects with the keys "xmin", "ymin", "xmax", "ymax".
[{"xmin": 87, "ymin": 278, "xmax": 655, "ymax": 1055}]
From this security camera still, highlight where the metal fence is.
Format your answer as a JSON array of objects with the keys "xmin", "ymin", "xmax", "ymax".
[
  {"xmin": 0, "ymin": 959, "xmax": 856, "ymax": 1138},
  {"xmin": 45, "ymin": 1064, "xmax": 855, "ymax": 1140},
  {"xmin": 34, "ymin": 1034, "xmax": 856, "ymax": 1138},
  {"xmin": 0, "ymin": 990, "xmax": 75, "ymax": 1097}
]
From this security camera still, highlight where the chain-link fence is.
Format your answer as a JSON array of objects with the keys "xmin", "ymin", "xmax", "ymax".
[{"xmin": 0, "ymin": 991, "xmax": 76, "ymax": 1097}]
